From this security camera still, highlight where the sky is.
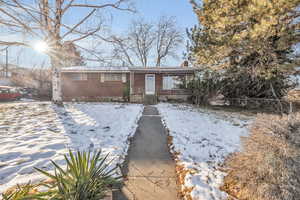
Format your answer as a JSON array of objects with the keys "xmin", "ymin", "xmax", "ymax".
[{"xmin": 0, "ymin": 0, "xmax": 199, "ymax": 68}]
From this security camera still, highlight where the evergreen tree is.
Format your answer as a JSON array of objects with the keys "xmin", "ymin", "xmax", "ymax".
[
  {"xmin": 188, "ymin": 0, "xmax": 300, "ymax": 99},
  {"xmin": 190, "ymin": 0, "xmax": 299, "ymax": 71}
]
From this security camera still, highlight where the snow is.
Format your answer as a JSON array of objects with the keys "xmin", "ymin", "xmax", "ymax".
[
  {"xmin": 157, "ymin": 103, "xmax": 253, "ymax": 200},
  {"xmin": 20, "ymin": 98, "xmax": 36, "ymax": 102},
  {"xmin": 61, "ymin": 66, "xmax": 130, "ymax": 72},
  {"xmin": 0, "ymin": 102, "xmax": 143, "ymax": 194},
  {"xmin": 61, "ymin": 66, "xmax": 196, "ymax": 72}
]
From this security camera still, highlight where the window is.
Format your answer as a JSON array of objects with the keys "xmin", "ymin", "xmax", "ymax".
[
  {"xmin": 70, "ymin": 73, "xmax": 87, "ymax": 81},
  {"xmin": 104, "ymin": 74, "xmax": 122, "ymax": 81},
  {"xmin": 163, "ymin": 76, "xmax": 183, "ymax": 90},
  {"xmin": 100, "ymin": 73, "xmax": 126, "ymax": 82}
]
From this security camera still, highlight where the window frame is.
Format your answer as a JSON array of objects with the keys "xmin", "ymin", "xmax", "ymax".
[
  {"xmin": 102, "ymin": 73, "xmax": 123, "ymax": 82},
  {"xmin": 162, "ymin": 75, "xmax": 183, "ymax": 90},
  {"xmin": 70, "ymin": 73, "xmax": 88, "ymax": 81}
]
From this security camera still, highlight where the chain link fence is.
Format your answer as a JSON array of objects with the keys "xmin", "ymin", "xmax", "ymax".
[{"xmin": 221, "ymin": 97, "xmax": 299, "ymax": 114}]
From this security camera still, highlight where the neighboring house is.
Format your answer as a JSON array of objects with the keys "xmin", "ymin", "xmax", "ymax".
[
  {"xmin": 0, "ymin": 64, "xmax": 23, "ymax": 86},
  {"xmin": 61, "ymin": 66, "xmax": 196, "ymax": 103},
  {"xmin": 0, "ymin": 65, "xmax": 51, "ymax": 98}
]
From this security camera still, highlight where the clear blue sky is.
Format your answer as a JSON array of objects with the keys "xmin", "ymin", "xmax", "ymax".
[
  {"xmin": 0, "ymin": 0, "xmax": 199, "ymax": 67},
  {"xmin": 112, "ymin": 0, "xmax": 198, "ymax": 31}
]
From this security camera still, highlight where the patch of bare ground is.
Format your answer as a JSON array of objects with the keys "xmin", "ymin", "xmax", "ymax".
[{"xmin": 222, "ymin": 113, "xmax": 300, "ymax": 200}]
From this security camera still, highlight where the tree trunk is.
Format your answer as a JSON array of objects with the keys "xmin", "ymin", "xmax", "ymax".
[
  {"xmin": 51, "ymin": 57, "xmax": 62, "ymax": 104},
  {"xmin": 156, "ymin": 57, "xmax": 161, "ymax": 67}
]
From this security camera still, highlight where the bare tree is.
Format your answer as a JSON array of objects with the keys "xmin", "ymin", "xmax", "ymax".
[
  {"xmin": 111, "ymin": 17, "xmax": 183, "ymax": 67},
  {"xmin": 155, "ymin": 16, "xmax": 183, "ymax": 66},
  {"xmin": 0, "ymin": 0, "xmax": 134, "ymax": 103},
  {"xmin": 29, "ymin": 62, "xmax": 52, "ymax": 98},
  {"xmin": 62, "ymin": 41, "xmax": 86, "ymax": 67},
  {"xmin": 128, "ymin": 19, "xmax": 155, "ymax": 67},
  {"xmin": 111, "ymin": 36, "xmax": 135, "ymax": 66}
]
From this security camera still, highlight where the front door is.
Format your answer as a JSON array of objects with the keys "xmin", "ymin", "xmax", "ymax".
[{"xmin": 145, "ymin": 74, "xmax": 155, "ymax": 95}]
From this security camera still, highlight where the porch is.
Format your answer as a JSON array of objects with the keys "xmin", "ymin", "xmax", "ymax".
[{"xmin": 129, "ymin": 68, "xmax": 195, "ymax": 104}]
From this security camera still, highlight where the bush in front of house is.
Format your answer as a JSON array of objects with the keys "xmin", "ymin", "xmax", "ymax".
[
  {"xmin": 187, "ymin": 69, "xmax": 221, "ymax": 105},
  {"xmin": 188, "ymin": 67, "xmax": 295, "ymax": 107},
  {"xmin": 123, "ymin": 83, "xmax": 130, "ymax": 102},
  {"xmin": 3, "ymin": 150, "xmax": 119, "ymax": 200},
  {"xmin": 222, "ymin": 113, "xmax": 300, "ymax": 200}
]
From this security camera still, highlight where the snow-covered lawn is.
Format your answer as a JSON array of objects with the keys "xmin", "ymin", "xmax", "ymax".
[
  {"xmin": 0, "ymin": 102, "xmax": 143, "ymax": 194},
  {"xmin": 157, "ymin": 103, "xmax": 254, "ymax": 200}
]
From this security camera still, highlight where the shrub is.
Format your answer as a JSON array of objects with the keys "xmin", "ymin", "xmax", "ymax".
[
  {"xmin": 222, "ymin": 113, "xmax": 300, "ymax": 200},
  {"xmin": 188, "ymin": 69, "xmax": 221, "ymax": 105},
  {"xmin": 2, "ymin": 182, "xmax": 49, "ymax": 200},
  {"xmin": 123, "ymin": 83, "xmax": 130, "ymax": 102},
  {"xmin": 220, "ymin": 67, "xmax": 294, "ymax": 100},
  {"xmin": 3, "ymin": 150, "xmax": 119, "ymax": 200},
  {"xmin": 36, "ymin": 150, "xmax": 120, "ymax": 200},
  {"xmin": 188, "ymin": 67, "xmax": 294, "ymax": 107}
]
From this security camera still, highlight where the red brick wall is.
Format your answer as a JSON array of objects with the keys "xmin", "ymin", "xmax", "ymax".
[
  {"xmin": 62, "ymin": 72, "xmax": 193, "ymax": 101},
  {"xmin": 132, "ymin": 74, "xmax": 145, "ymax": 94},
  {"xmin": 62, "ymin": 72, "xmax": 129, "ymax": 101}
]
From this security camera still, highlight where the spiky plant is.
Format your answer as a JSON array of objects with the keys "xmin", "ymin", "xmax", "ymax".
[
  {"xmin": 2, "ymin": 182, "xmax": 50, "ymax": 200},
  {"xmin": 35, "ymin": 150, "xmax": 120, "ymax": 200}
]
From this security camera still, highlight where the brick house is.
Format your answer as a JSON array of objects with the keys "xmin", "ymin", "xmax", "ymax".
[{"xmin": 60, "ymin": 66, "xmax": 196, "ymax": 103}]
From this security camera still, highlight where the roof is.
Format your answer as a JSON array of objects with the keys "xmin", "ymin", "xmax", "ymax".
[
  {"xmin": 61, "ymin": 66, "xmax": 130, "ymax": 73},
  {"xmin": 61, "ymin": 66, "xmax": 197, "ymax": 73},
  {"xmin": 129, "ymin": 67, "xmax": 196, "ymax": 73}
]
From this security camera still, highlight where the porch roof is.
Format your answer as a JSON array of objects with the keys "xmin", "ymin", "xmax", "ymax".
[{"xmin": 128, "ymin": 67, "xmax": 196, "ymax": 73}]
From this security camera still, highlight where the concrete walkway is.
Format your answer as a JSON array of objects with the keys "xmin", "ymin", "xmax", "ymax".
[{"xmin": 114, "ymin": 106, "xmax": 179, "ymax": 200}]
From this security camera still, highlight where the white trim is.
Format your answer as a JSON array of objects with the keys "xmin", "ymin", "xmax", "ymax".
[
  {"xmin": 100, "ymin": 73, "xmax": 105, "ymax": 83},
  {"xmin": 122, "ymin": 73, "xmax": 127, "ymax": 83},
  {"xmin": 145, "ymin": 74, "xmax": 155, "ymax": 95},
  {"xmin": 130, "ymin": 72, "xmax": 134, "ymax": 95}
]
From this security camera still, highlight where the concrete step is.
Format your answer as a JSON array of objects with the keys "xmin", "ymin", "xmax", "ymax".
[{"xmin": 144, "ymin": 95, "xmax": 157, "ymax": 105}]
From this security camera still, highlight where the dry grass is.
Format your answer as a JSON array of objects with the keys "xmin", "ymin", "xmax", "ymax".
[
  {"xmin": 222, "ymin": 113, "xmax": 300, "ymax": 200},
  {"xmin": 167, "ymin": 132, "xmax": 192, "ymax": 200}
]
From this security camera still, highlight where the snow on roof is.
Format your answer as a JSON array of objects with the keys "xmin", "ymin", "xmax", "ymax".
[
  {"xmin": 61, "ymin": 66, "xmax": 130, "ymax": 72},
  {"xmin": 61, "ymin": 66, "xmax": 197, "ymax": 73},
  {"xmin": 129, "ymin": 67, "xmax": 196, "ymax": 71}
]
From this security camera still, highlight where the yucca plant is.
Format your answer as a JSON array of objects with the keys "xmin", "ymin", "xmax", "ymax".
[
  {"xmin": 35, "ymin": 150, "xmax": 120, "ymax": 200},
  {"xmin": 2, "ymin": 182, "xmax": 50, "ymax": 200}
]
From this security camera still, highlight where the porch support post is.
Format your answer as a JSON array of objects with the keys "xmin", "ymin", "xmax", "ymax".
[{"xmin": 130, "ymin": 71, "xmax": 134, "ymax": 95}]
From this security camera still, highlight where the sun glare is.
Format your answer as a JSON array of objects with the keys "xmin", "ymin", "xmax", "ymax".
[{"xmin": 34, "ymin": 41, "xmax": 49, "ymax": 53}]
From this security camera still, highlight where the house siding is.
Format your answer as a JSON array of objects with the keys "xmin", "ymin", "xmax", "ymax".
[
  {"xmin": 62, "ymin": 72, "xmax": 129, "ymax": 101},
  {"xmin": 61, "ymin": 70, "xmax": 194, "ymax": 103}
]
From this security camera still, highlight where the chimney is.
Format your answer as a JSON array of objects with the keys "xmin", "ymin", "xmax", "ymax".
[{"xmin": 181, "ymin": 60, "xmax": 189, "ymax": 68}]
